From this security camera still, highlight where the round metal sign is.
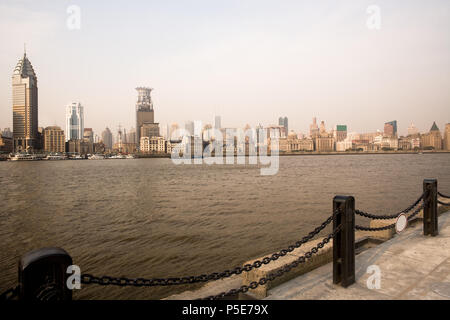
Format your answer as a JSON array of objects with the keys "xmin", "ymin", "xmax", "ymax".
[{"xmin": 395, "ymin": 213, "xmax": 408, "ymax": 234}]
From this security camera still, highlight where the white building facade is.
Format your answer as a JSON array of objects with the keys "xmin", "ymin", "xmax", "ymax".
[{"xmin": 66, "ymin": 102, "xmax": 84, "ymax": 141}]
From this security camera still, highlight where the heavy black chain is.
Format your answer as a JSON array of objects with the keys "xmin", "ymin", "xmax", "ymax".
[
  {"xmin": 202, "ymin": 224, "xmax": 342, "ymax": 300},
  {"xmin": 355, "ymin": 202, "xmax": 424, "ymax": 232},
  {"xmin": 438, "ymin": 200, "xmax": 450, "ymax": 206},
  {"xmin": 355, "ymin": 192, "xmax": 425, "ymax": 220},
  {"xmin": 81, "ymin": 211, "xmax": 337, "ymax": 288},
  {"xmin": 0, "ymin": 285, "xmax": 19, "ymax": 301},
  {"xmin": 438, "ymin": 192, "xmax": 450, "ymax": 199}
]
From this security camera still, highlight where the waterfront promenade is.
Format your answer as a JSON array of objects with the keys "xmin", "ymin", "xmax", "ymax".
[
  {"xmin": 267, "ymin": 209, "xmax": 450, "ymax": 300},
  {"xmin": 166, "ymin": 206, "xmax": 450, "ymax": 300}
]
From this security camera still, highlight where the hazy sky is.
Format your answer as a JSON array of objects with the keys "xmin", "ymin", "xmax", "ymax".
[{"xmin": 1, "ymin": 0, "xmax": 449, "ymax": 137}]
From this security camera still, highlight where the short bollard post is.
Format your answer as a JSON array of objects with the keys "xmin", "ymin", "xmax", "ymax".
[
  {"xmin": 333, "ymin": 196, "xmax": 355, "ymax": 288},
  {"xmin": 423, "ymin": 179, "xmax": 438, "ymax": 236},
  {"xmin": 18, "ymin": 247, "xmax": 73, "ymax": 301}
]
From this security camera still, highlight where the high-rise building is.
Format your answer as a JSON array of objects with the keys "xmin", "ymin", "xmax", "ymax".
[
  {"xmin": 384, "ymin": 120, "xmax": 398, "ymax": 137},
  {"xmin": 12, "ymin": 51, "xmax": 39, "ymax": 152},
  {"xmin": 101, "ymin": 127, "xmax": 113, "ymax": 150},
  {"xmin": 278, "ymin": 117, "xmax": 288, "ymax": 134},
  {"xmin": 214, "ymin": 115, "xmax": 221, "ymax": 129},
  {"xmin": 444, "ymin": 124, "xmax": 450, "ymax": 150},
  {"xmin": 310, "ymin": 117, "xmax": 319, "ymax": 138},
  {"xmin": 43, "ymin": 126, "xmax": 65, "ymax": 153},
  {"xmin": 66, "ymin": 102, "xmax": 84, "ymax": 141},
  {"xmin": 136, "ymin": 87, "xmax": 155, "ymax": 146},
  {"xmin": 335, "ymin": 125, "xmax": 347, "ymax": 142},
  {"xmin": 140, "ymin": 123, "xmax": 160, "ymax": 139}
]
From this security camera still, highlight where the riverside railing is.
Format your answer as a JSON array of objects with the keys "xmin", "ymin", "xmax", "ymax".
[{"xmin": 1, "ymin": 179, "xmax": 449, "ymax": 301}]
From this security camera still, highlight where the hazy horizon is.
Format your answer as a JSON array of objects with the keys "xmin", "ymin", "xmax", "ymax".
[{"xmin": 1, "ymin": 0, "xmax": 449, "ymax": 137}]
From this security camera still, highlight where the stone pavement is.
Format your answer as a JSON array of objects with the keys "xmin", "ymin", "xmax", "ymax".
[{"xmin": 266, "ymin": 211, "xmax": 450, "ymax": 300}]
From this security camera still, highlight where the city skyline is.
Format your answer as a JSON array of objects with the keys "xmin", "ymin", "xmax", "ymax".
[{"xmin": 1, "ymin": 1, "xmax": 450, "ymax": 137}]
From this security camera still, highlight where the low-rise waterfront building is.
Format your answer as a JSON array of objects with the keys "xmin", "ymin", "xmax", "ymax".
[
  {"xmin": 0, "ymin": 134, "xmax": 13, "ymax": 153},
  {"xmin": 421, "ymin": 122, "xmax": 442, "ymax": 150},
  {"xmin": 43, "ymin": 126, "xmax": 65, "ymax": 153},
  {"xmin": 140, "ymin": 136, "xmax": 166, "ymax": 153},
  {"xmin": 444, "ymin": 123, "xmax": 450, "ymax": 151}
]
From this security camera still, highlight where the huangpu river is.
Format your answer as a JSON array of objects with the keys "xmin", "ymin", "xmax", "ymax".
[{"xmin": 1, "ymin": 154, "xmax": 450, "ymax": 299}]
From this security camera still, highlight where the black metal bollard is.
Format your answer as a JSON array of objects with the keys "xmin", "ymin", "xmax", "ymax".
[
  {"xmin": 18, "ymin": 247, "xmax": 73, "ymax": 301},
  {"xmin": 423, "ymin": 179, "xmax": 438, "ymax": 236},
  {"xmin": 333, "ymin": 196, "xmax": 355, "ymax": 288}
]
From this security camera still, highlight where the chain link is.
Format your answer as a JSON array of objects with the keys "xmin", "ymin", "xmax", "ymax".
[
  {"xmin": 202, "ymin": 224, "xmax": 342, "ymax": 300},
  {"xmin": 355, "ymin": 192, "xmax": 425, "ymax": 220},
  {"xmin": 355, "ymin": 202, "xmax": 424, "ymax": 232},
  {"xmin": 81, "ymin": 211, "xmax": 338, "ymax": 288},
  {"xmin": 438, "ymin": 192, "xmax": 450, "ymax": 199}
]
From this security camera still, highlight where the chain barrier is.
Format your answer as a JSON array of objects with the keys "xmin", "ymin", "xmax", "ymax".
[
  {"xmin": 438, "ymin": 200, "xmax": 450, "ymax": 206},
  {"xmin": 355, "ymin": 202, "xmax": 424, "ymax": 232},
  {"xmin": 202, "ymin": 224, "xmax": 342, "ymax": 300},
  {"xmin": 438, "ymin": 192, "xmax": 450, "ymax": 199},
  {"xmin": 355, "ymin": 192, "xmax": 425, "ymax": 220},
  {"xmin": 81, "ymin": 211, "xmax": 338, "ymax": 288},
  {"xmin": 0, "ymin": 285, "xmax": 19, "ymax": 301}
]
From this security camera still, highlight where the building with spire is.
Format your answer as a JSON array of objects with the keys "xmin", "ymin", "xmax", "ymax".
[
  {"xmin": 12, "ymin": 49, "xmax": 39, "ymax": 151},
  {"xmin": 421, "ymin": 121, "xmax": 442, "ymax": 150}
]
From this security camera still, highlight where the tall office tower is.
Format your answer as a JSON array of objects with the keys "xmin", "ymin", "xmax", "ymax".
[
  {"xmin": 12, "ymin": 51, "xmax": 39, "ymax": 152},
  {"xmin": 66, "ymin": 102, "xmax": 84, "ymax": 141},
  {"xmin": 185, "ymin": 121, "xmax": 195, "ymax": 136},
  {"xmin": 136, "ymin": 87, "xmax": 155, "ymax": 146},
  {"xmin": 335, "ymin": 125, "xmax": 348, "ymax": 142},
  {"xmin": 310, "ymin": 117, "xmax": 319, "ymax": 138},
  {"xmin": 214, "ymin": 115, "xmax": 221, "ymax": 129},
  {"xmin": 128, "ymin": 127, "xmax": 136, "ymax": 144},
  {"xmin": 384, "ymin": 120, "xmax": 398, "ymax": 137},
  {"xmin": 102, "ymin": 127, "xmax": 113, "ymax": 150},
  {"xmin": 278, "ymin": 117, "xmax": 288, "ymax": 134}
]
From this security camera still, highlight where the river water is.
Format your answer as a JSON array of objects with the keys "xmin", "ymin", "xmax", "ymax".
[{"xmin": 0, "ymin": 154, "xmax": 449, "ymax": 299}]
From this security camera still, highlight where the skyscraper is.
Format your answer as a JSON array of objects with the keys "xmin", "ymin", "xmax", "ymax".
[
  {"xmin": 278, "ymin": 117, "xmax": 288, "ymax": 134},
  {"xmin": 12, "ymin": 50, "xmax": 39, "ymax": 151},
  {"xmin": 66, "ymin": 102, "xmax": 84, "ymax": 141},
  {"xmin": 384, "ymin": 120, "xmax": 398, "ymax": 137},
  {"xmin": 310, "ymin": 117, "xmax": 319, "ymax": 138},
  {"xmin": 136, "ymin": 87, "xmax": 155, "ymax": 146},
  {"xmin": 101, "ymin": 127, "xmax": 113, "ymax": 150}
]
